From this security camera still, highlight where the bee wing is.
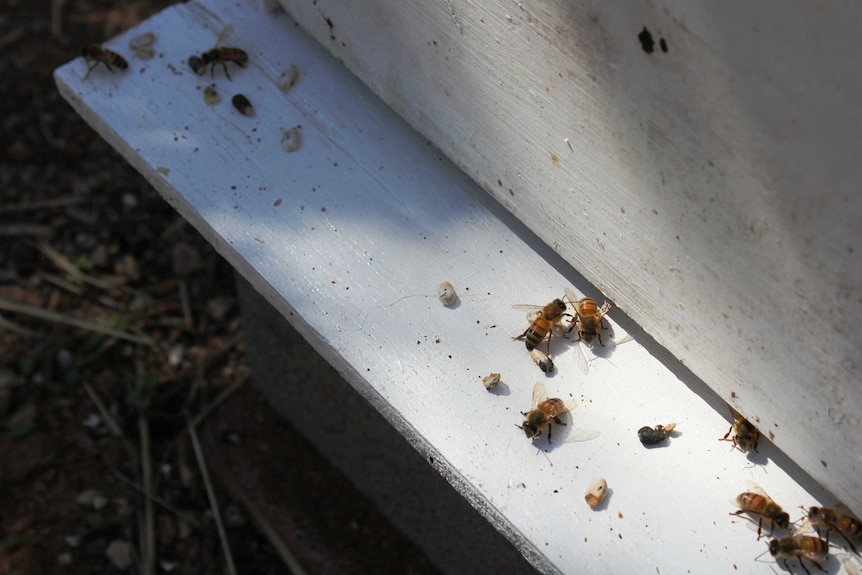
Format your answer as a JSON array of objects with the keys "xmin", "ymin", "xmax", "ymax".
[
  {"xmin": 563, "ymin": 287, "xmax": 579, "ymax": 307},
  {"xmin": 561, "ymin": 427, "xmax": 600, "ymax": 443},
  {"xmin": 560, "ymin": 396, "xmax": 579, "ymax": 414},
  {"xmin": 794, "ymin": 516, "xmax": 814, "ymax": 535},
  {"xmin": 612, "ymin": 333, "xmax": 634, "ymax": 346},
  {"xmin": 745, "ymin": 481, "xmax": 772, "ymax": 500},
  {"xmin": 573, "ymin": 341, "xmax": 590, "ymax": 374},
  {"xmin": 597, "ymin": 300, "xmax": 613, "ymax": 319},
  {"xmin": 512, "ymin": 304, "xmax": 544, "ymax": 322},
  {"xmin": 531, "ymin": 381, "xmax": 550, "ymax": 408},
  {"xmin": 216, "ymin": 24, "xmax": 235, "ymax": 47}
]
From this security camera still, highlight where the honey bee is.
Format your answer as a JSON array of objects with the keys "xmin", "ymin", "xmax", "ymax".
[
  {"xmin": 81, "ymin": 44, "xmax": 128, "ymax": 79},
  {"xmin": 564, "ymin": 287, "xmax": 612, "ymax": 346},
  {"xmin": 720, "ymin": 406, "xmax": 760, "ymax": 453},
  {"xmin": 768, "ymin": 535, "xmax": 828, "ymax": 575},
  {"xmin": 730, "ymin": 484, "xmax": 790, "ymax": 540},
  {"xmin": 518, "ymin": 381, "xmax": 577, "ymax": 442},
  {"xmin": 804, "ymin": 505, "xmax": 860, "ymax": 556},
  {"xmin": 200, "ymin": 47, "xmax": 248, "ymax": 79},
  {"xmin": 512, "ymin": 298, "xmax": 569, "ymax": 352}
]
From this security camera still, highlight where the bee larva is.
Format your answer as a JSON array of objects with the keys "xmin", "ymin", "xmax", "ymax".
[
  {"xmin": 585, "ymin": 477, "xmax": 608, "ymax": 509},
  {"xmin": 129, "ymin": 32, "xmax": 156, "ymax": 60},
  {"xmin": 437, "ymin": 281, "xmax": 457, "ymax": 306},
  {"xmin": 231, "ymin": 94, "xmax": 254, "ymax": 116},
  {"xmin": 482, "ymin": 373, "xmax": 501, "ymax": 391},
  {"xmin": 281, "ymin": 126, "xmax": 302, "ymax": 152},
  {"xmin": 278, "ymin": 64, "xmax": 298, "ymax": 92},
  {"xmin": 203, "ymin": 85, "xmax": 220, "ymax": 105}
]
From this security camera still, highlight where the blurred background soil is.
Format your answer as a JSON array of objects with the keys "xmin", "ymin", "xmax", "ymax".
[{"xmin": 0, "ymin": 1, "xmax": 438, "ymax": 573}]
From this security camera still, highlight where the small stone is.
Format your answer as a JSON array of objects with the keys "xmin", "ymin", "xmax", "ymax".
[{"xmin": 105, "ymin": 540, "xmax": 132, "ymax": 570}]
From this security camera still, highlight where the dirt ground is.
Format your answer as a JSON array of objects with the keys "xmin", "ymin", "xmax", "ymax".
[{"xmin": 0, "ymin": 1, "xmax": 438, "ymax": 573}]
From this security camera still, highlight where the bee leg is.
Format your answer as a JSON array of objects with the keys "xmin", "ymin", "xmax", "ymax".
[
  {"xmin": 756, "ymin": 517, "xmax": 763, "ymax": 540},
  {"xmin": 795, "ymin": 558, "xmax": 813, "ymax": 575},
  {"xmin": 83, "ymin": 61, "xmax": 98, "ymax": 80},
  {"xmin": 547, "ymin": 425, "xmax": 553, "ymax": 443},
  {"xmin": 720, "ymin": 426, "xmax": 733, "ymax": 442},
  {"xmin": 846, "ymin": 534, "xmax": 860, "ymax": 556},
  {"xmin": 222, "ymin": 62, "xmax": 232, "ymax": 80},
  {"xmin": 751, "ymin": 432, "xmax": 759, "ymax": 453},
  {"xmin": 596, "ymin": 331, "xmax": 605, "ymax": 346},
  {"xmin": 809, "ymin": 558, "xmax": 826, "ymax": 574},
  {"xmin": 553, "ymin": 417, "xmax": 567, "ymax": 426}
]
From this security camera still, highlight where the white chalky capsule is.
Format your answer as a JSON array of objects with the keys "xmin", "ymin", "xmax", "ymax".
[
  {"xmin": 584, "ymin": 477, "xmax": 608, "ymax": 509},
  {"xmin": 437, "ymin": 281, "xmax": 457, "ymax": 306},
  {"xmin": 482, "ymin": 373, "xmax": 501, "ymax": 390}
]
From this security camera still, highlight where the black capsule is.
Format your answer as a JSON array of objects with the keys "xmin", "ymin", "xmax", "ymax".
[
  {"xmin": 537, "ymin": 356, "xmax": 554, "ymax": 373},
  {"xmin": 231, "ymin": 94, "xmax": 254, "ymax": 116},
  {"xmin": 638, "ymin": 423, "xmax": 676, "ymax": 446}
]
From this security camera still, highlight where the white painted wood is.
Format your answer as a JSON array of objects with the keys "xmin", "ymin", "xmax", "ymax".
[
  {"xmin": 246, "ymin": 0, "xmax": 279, "ymax": 14},
  {"xmin": 275, "ymin": 0, "xmax": 862, "ymax": 518},
  {"xmin": 54, "ymin": 2, "xmax": 861, "ymax": 573}
]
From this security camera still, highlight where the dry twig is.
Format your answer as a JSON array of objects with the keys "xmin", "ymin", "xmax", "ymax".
[
  {"xmin": 34, "ymin": 241, "xmax": 127, "ymax": 292},
  {"xmin": 136, "ymin": 358, "xmax": 156, "ymax": 575},
  {"xmin": 186, "ymin": 412, "xmax": 238, "ymax": 575},
  {"xmin": 189, "ymin": 374, "xmax": 249, "ymax": 430},
  {"xmin": 234, "ymin": 489, "xmax": 308, "ymax": 575},
  {"xmin": 0, "ymin": 297, "xmax": 157, "ymax": 346}
]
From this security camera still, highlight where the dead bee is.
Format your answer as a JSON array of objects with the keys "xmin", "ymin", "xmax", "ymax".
[
  {"xmin": 637, "ymin": 423, "xmax": 677, "ymax": 446},
  {"xmin": 768, "ymin": 535, "xmax": 828, "ymax": 575},
  {"xmin": 231, "ymin": 94, "xmax": 254, "ymax": 116},
  {"xmin": 81, "ymin": 44, "xmax": 128, "ymax": 79},
  {"xmin": 804, "ymin": 505, "xmax": 860, "ymax": 556},
  {"xmin": 529, "ymin": 349, "xmax": 554, "ymax": 373},
  {"xmin": 730, "ymin": 484, "xmax": 790, "ymax": 540},
  {"xmin": 513, "ymin": 297, "xmax": 569, "ymax": 352},
  {"xmin": 720, "ymin": 406, "xmax": 760, "ymax": 453},
  {"xmin": 201, "ymin": 47, "xmax": 248, "ymax": 79}
]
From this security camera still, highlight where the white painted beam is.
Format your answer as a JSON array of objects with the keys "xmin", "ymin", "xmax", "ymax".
[
  {"xmin": 275, "ymin": 0, "xmax": 862, "ymax": 520},
  {"xmin": 54, "ymin": 1, "xmax": 861, "ymax": 573}
]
